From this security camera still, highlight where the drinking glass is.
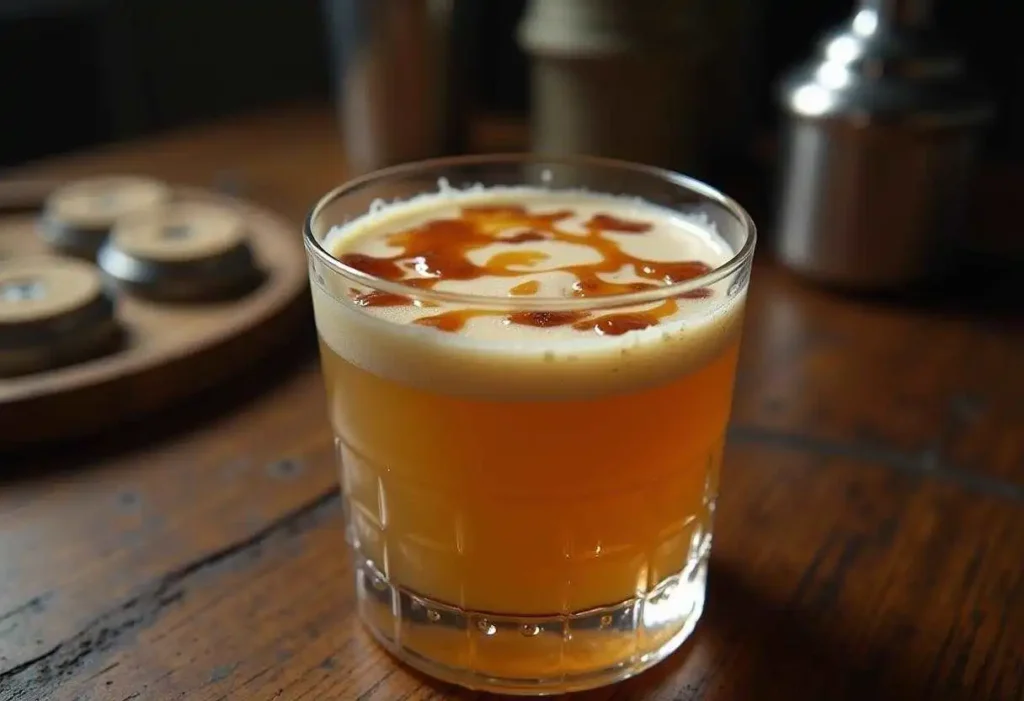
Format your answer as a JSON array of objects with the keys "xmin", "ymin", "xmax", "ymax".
[{"xmin": 303, "ymin": 154, "xmax": 755, "ymax": 694}]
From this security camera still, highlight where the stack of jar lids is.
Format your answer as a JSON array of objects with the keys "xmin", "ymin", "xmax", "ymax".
[
  {"xmin": 98, "ymin": 200, "xmax": 261, "ymax": 301},
  {"xmin": 41, "ymin": 176, "xmax": 172, "ymax": 259},
  {"xmin": 39, "ymin": 175, "xmax": 262, "ymax": 302},
  {"xmin": 1, "ymin": 175, "xmax": 264, "ymax": 377},
  {"xmin": 0, "ymin": 257, "xmax": 119, "ymax": 377}
]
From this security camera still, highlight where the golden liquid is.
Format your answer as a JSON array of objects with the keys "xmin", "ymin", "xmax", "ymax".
[
  {"xmin": 319, "ymin": 333, "xmax": 741, "ymax": 678},
  {"xmin": 313, "ymin": 189, "xmax": 747, "ymax": 686}
]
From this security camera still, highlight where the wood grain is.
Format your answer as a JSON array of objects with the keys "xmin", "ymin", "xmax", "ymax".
[
  {"xmin": 1, "ymin": 104, "xmax": 1023, "ymax": 701},
  {"xmin": 734, "ymin": 266, "xmax": 1024, "ymax": 490},
  {"xmin": 0, "ymin": 357, "xmax": 334, "ymax": 675},
  {"xmin": 3, "ymin": 444, "xmax": 1022, "ymax": 700}
]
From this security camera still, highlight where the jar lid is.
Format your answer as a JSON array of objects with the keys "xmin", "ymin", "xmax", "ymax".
[
  {"xmin": 41, "ymin": 176, "xmax": 172, "ymax": 257},
  {"xmin": 98, "ymin": 200, "xmax": 261, "ymax": 301},
  {"xmin": 0, "ymin": 256, "xmax": 119, "ymax": 376}
]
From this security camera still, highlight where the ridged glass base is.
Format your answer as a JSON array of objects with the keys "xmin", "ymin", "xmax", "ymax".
[{"xmin": 353, "ymin": 552, "xmax": 708, "ymax": 695}]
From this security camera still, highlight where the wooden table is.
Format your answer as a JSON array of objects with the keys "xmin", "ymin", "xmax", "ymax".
[{"xmin": 2, "ymin": 105, "xmax": 1023, "ymax": 701}]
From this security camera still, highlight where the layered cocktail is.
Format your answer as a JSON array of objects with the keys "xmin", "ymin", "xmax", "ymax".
[{"xmin": 304, "ymin": 156, "xmax": 755, "ymax": 694}]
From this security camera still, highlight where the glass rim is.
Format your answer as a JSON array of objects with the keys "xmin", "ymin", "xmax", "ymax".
[{"xmin": 303, "ymin": 153, "xmax": 757, "ymax": 311}]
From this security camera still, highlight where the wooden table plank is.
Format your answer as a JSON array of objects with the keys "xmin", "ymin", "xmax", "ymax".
[
  {"xmin": 2, "ymin": 104, "xmax": 1024, "ymax": 700},
  {"xmin": 3, "ymin": 443, "xmax": 1021, "ymax": 700},
  {"xmin": 734, "ymin": 266, "xmax": 1024, "ymax": 490},
  {"xmin": 0, "ymin": 355, "xmax": 337, "ymax": 675}
]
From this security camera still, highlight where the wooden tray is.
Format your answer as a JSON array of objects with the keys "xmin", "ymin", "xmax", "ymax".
[{"xmin": 0, "ymin": 180, "xmax": 310, "ymax": 444}]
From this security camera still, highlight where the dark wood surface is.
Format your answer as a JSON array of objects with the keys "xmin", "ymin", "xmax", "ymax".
[{"xmin": 2, "ymin": 105, "xmax": 1023, "ymax": 701}]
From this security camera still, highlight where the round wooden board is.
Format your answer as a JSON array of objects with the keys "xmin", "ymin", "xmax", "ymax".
[{"xmin": 0, "ymin": 181, "xmax": 311, "ymax": 444}]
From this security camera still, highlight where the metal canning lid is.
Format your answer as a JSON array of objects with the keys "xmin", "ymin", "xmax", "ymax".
[
  {"xmin": 98, "ymin": 200, "xmax": 262, "ymax": 302},
  {"xmin": 0, "ymin": 256, "xmax": 120, "ymax": 377},
  {"xmin": 40, "ymin": 176, "xmax": 172, "ymax": 258}
]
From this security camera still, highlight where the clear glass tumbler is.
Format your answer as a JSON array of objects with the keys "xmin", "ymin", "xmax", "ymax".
[{"xmin": 303, "ymin": 155, "xmax": 756, "ymax": 695}]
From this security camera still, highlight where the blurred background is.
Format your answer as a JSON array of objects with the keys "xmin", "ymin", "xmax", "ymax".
[
  {"xmin": 2, "ymin": 0, "xmax": 1023, "ymax": 291},
  {"xmin": 1, "ymin": 0, "xmax": 1019, "ymax": 166}
]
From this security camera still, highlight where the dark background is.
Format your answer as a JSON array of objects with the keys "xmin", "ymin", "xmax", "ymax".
[{"xmin": 1, "ymin": 0, "xmax": 1021, "ymax": 168}]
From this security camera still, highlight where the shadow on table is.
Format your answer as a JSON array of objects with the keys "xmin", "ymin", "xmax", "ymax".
[
  {"xmin": 623, "ymin": 564, "xmax": 971, "ymax": 701},
  {"xmin": 0, "ymin": 333, "xmax": 318, "ymax": 483},
  {"xmin": 407, "ymin": 563, "xmax": 973, "ymax": 700}
]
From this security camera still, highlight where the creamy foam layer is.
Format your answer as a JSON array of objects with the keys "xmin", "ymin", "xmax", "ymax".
[{"xmin": 312, "ymin": 187, "xmax": 747, "ymax": 400}]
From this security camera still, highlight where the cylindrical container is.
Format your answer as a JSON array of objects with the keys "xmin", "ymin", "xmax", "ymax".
[
  {"xmin": 303, "ymin": 154, "xmax": 755, "ymax": 694},
  {"xmin": 517, "ymin": 0, "xmax": 697, "ymax": 170},
  {"xmin": 774, "ymin": 0, "xmax": 993, "ymax": 290},
  {"xmin": 323, "ymin": 0, "xmax": 468, "ymax": 176},
  {"xmin": 517, "ymin": 0, "xmax": 759, "ymax": 174}
]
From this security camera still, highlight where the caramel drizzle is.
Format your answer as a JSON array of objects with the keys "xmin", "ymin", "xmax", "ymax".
[
  {"xmin": 509, "ymin": 280, "xmax": 540, "ymax": 296},
  {"xmin": 340, "ymin": 204, "xmax": 713, "ymax": 336}
]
